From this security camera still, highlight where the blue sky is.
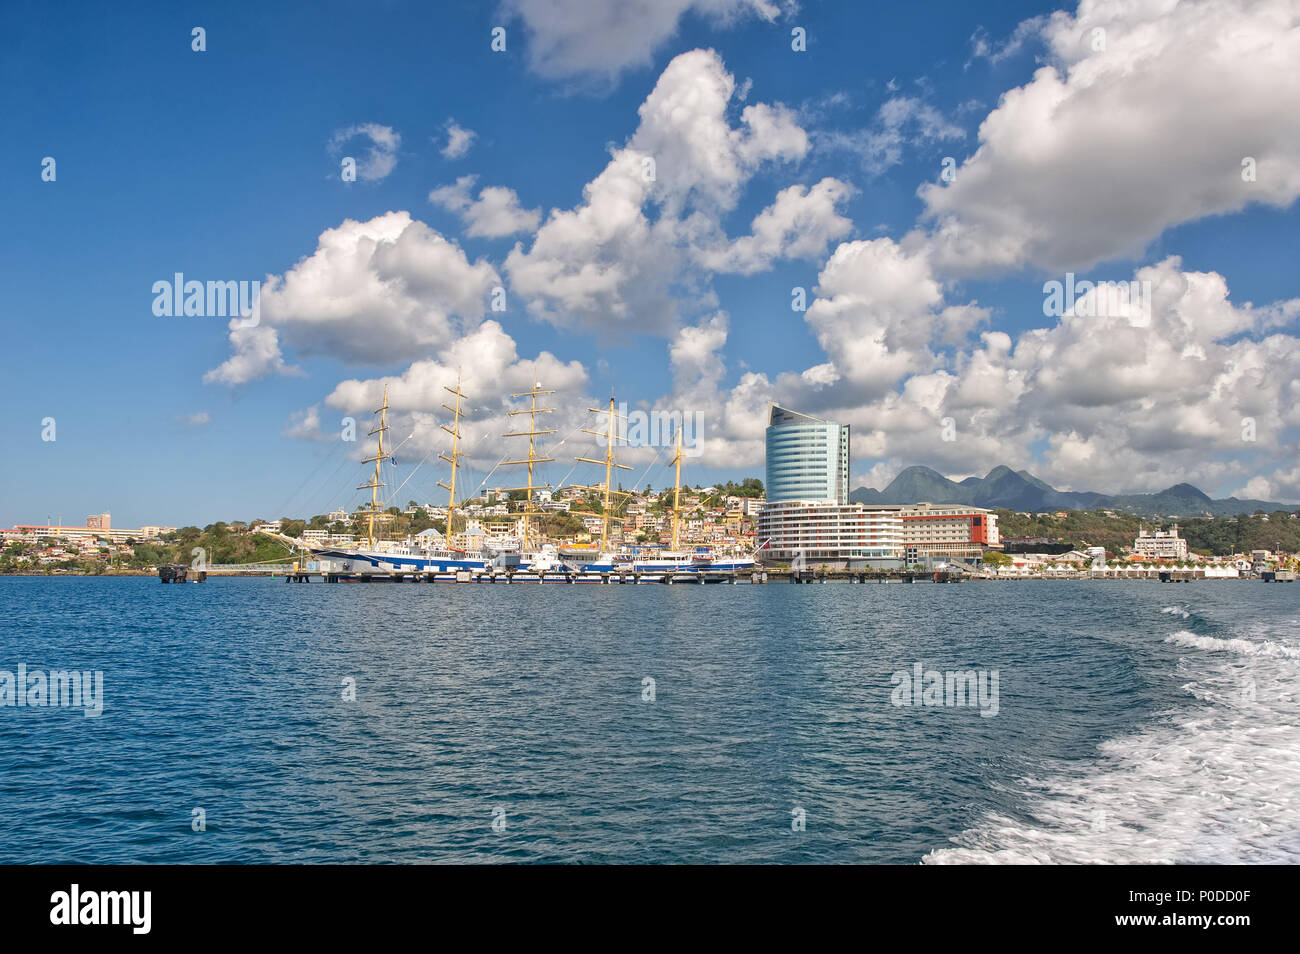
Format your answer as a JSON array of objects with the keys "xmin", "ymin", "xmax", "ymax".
[{"xmin": 3, "ymin": 0, "xmax": 1298, "ymax": 529}]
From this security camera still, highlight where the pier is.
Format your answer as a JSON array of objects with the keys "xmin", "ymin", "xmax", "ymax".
[
  {"xmin": 268, "ymin": 564, "xmax": 972, "ymax": 585},
  {"xmin": 292, "ymin": 567, "xmax": 771, "ymax": 584}
]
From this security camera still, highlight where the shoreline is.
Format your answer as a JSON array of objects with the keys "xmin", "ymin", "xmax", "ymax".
[{"xmin": 0, "ymin": 570, "xmax": 1281, "ymax": 583}]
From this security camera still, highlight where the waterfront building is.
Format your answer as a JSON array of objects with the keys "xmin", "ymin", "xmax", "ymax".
[
  {"xmin": 757, "ymin": 501, "xmax": 904, "ymax": 565},
  {"xmin": 1133, "ymin": 525, "xmax": 1189, "ymax": 560},
  {"xmin": 758, "ymin": 406, "xmax": 901, "ymax": 567},
  {"xmin": 899, "ymin": 502, "xmax": 1000, "ymax": 562},
  {"xmin": 8, "ymin": 524, "xmax": 162, "ymax": 545},
  {"xmin": 765, "ymin": 405, "xmax": 850, "ymax": 505}
]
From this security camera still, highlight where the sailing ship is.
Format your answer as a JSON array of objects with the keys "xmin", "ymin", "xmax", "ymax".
[
  {"xmin": 293, "ymin": 378, "xmax": 756, "ymax": 581},
  {"xmin": 561, "ymin": 408, "xmax": 756, "ymax": 579},
  {"xmin": 305, "ymin": 380, "xmax": 507, "ymax": 576}
]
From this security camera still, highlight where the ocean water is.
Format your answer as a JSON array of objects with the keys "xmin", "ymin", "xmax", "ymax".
[{"xmin": 0, "ymin": 576, "xmax": 1294, "ymax": 864}]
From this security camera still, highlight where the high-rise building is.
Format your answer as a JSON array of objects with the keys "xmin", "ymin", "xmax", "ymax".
[
  {"xmin": 86, "ymin": 511, "xmax": 111, "ymax": 530},
  {"xmin": 765, "ymin": 405, "xmax": 850, "ymax": 505},
  {"xmin": 758, "ymin": 406, "xmax": 901, "ymax": 567}
]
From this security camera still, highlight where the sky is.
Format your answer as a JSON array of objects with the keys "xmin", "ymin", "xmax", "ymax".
[{"xmin": 2, "ymin": 0, "xmax": 1298, "ymax": 529}]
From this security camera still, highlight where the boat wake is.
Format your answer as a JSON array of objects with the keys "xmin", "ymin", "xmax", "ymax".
[
  {"xmin": 1165, "ymin": 629, "xmax": 1300, "ymax": 659},
  {"xmin": 924, "ymin": 616, "xmax": 1300, "ymax": 864}
]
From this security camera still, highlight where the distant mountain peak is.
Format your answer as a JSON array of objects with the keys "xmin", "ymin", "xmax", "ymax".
[
  {"xmin": 1160, "ymin": 482, "xmax": 1213, "ymax": 502},
  {"xmin": 847, "ymin": 464, "xmax": 1289, "ymax": 517}
]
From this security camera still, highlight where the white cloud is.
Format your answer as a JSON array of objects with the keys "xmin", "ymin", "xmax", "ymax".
[
  {"xmin": 283, "ymin": 405, "xmax": 327, "ymax": 441},
  {"xmin": 966, "ymin": 16, "xmax": 1050, "ymax": 68},
  {"xmin": 697, "ymin": 177, "xmax": 854, "ymax": 274},
  {"xmin": 328, "ymin": 123, "xmax": 401, "ymax": 181},
  {"xmin": 503, "ymin": 0, "xmax": 795, "ymax": 84},
  {"xmin": 308, "ymin": 321, "xmax": 590, "ymax": 480},
  {"xmin": 661, "ymin": 246, "xmax": 1300, "ymax": 498},
  {"xmin": 206, "ymin": 212, "xmax": 500, "ymax": 384},
  {"xmin": 203, "ymin": 322, "xmax": 303, "ymax": 386},
  {"xmin": 440, "ymin": 120, "xmax": 476, "ymax": 159},
  {"xmin": 820, "ymin": 96, "xmax": 964, "ymax": 177},
  {"xmin": 429, "ymin": 175, "xmax": 541, "ymax": 237},
  {"xmin": 670, "ymin": 312, "xmax": 729, "ymax": 395},
  {"xmin": 1236, "ymin": 466, "xmax": 1300, "ymax": 504},
  {"xmin": 506, "ymin": 48, "xmax": 820, "ymax": 334},
  {"xmin": 803, "ymin": 237, "xmax": 949, "ymax": 395},
  {"xmin": 919, "ymin": 0, "xmax": 1300, "ymax": 274}
]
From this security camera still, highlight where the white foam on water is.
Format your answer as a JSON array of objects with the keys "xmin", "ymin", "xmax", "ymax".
[
  {"xmin": 1161, "ymin": 606, "xmax": 1190, "ymax": 619},
  {"xmin": 1165, "ymin": 629, "xmax": 1300, "ymax": 659},
  {"xmin": 924, "ymin": 620, "xmax": 1300, "ymax": 864}
]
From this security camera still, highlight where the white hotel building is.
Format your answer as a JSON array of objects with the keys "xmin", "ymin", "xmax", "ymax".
[
  {"xmin": 1132, "ymin": 526, "xmax": 1189, "ymax": 560},
  {"xmin": 756, "ymin": 405, "xmax": 999, "ymax": 568},
  {"xmin": 757, "ymin": 501, "xmax": 906, "ymax": 566}
]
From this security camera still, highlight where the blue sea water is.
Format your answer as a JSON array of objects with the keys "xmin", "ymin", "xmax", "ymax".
[{"xmin": 0, "ymin": 576, "xmax": 1295, "ymax": 864}]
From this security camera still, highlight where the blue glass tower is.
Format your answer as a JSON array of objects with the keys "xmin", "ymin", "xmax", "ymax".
[{"xmin": 765, "ymin": 405, "xmax": 850, "ymax": 504}]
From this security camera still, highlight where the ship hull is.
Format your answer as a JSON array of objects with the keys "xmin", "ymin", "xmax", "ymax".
[{"xmin": 310, "ymin": 547, "xmax": 498, "ymax": 573}]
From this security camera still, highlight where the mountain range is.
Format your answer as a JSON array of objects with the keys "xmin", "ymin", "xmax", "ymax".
[{"xmin": 848, "ymin": 465, "xmax": 1295, "ymax": 517}]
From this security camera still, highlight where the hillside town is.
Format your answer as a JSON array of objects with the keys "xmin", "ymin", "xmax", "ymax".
[
  {"xmin": 4, "ymin": 402, "xmax": 1299, "ymax": 579},
  {"xmin": 3, "ymin": 497, "xmax": 1298, "ymax": 579}
]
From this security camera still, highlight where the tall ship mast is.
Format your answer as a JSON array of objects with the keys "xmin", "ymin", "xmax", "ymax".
[
  {"xmin": 561, "ymin": 410, "xmax": 755, "ymax": 577},
  {"xmin": 286, "ymin": 382, "xmax": 756, "ymax": 580},
  {"xmin": 575, "ymin": 395, "xmax": 633, "ymax": 552},
  {"xmin": 357, "ymin": 385, "xmax": 393, "ymax": 550},
  {"xmin": 670, "ymin": 426, "xmax": 684, "ymax": 551},
  {"xmin": 437, "ymin": 371, "xmax": 467, "ymax": 548},
  {"xmin": 502, "ymin": 382, "xmax": 555, "ymax": 551}
]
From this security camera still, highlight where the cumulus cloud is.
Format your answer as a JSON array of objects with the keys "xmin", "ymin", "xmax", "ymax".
[
  {"xmin": 440, "ymin": 120, "xmax": 476, "ymax": 159},
  {"xmin": 1236, "ymin": 466, "xmax": 1300, "ymax": 505},
  {"xmin": 309, "ymin": 320, "xmax": 589, "ymax": 480},
  {"xmin": 206, "ymin": 212, "xmax": 500, "ymax": 384},
  {"xmin": 503, "ymin": 0, "xmax": 795, "ymax": 84},
  {"xmin": 696, "ymin": 177, "xmax": 854, "ymax": 274},
  {"xmin": 203, "ymin": 322, "xmax": 303, "ymax": 386},
  {"xmin": 802, "ymin": 237, "xmax": 951, "ymax": 395},
  {"xmin": 506, "ymin": 48, "xmax": 827, "ymax": 334},
  {"xmin": 328, "ymin": 123, "xmax": 401, "ymax": 181},
  {"xmin": 694, "ymin": 251, "xmax": 1300, "ymax": 496},
  {"xmin": 429, "ymin": 175, "xmax": 542, "ymax": 237},
  {"xmin": 919, "ymin": 0, "xmax": 1300, "ymax": 274}
]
